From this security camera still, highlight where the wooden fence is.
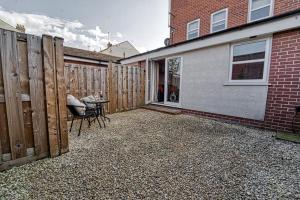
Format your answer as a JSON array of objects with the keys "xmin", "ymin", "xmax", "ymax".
[
  {"xmin": 0, "ymin": 30, "xmax": 68, "ymax": 171},
  {"xmin": 64, "ymin": 63, "xmax": 146, "ymax": 114}
]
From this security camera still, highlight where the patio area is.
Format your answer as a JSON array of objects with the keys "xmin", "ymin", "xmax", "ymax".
[{"xmin": 0, "ymin": 109, "xmax": 299, "ymax": 199}]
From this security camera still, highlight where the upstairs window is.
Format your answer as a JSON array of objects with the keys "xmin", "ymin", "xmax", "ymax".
[
  {"xmin": 230, "ymin": 39, "xmax": 270, "ymax": 82},
  {"xmin": 187, "ymin": 19, "xmax": 200, "ymax": 40},
  {"xmin": 211, "ymin": 8, "xmax": 228, "ymax": 33},
  {"xmin": 249, "ymin": 0, "xmax": 273, "ymax": 22}
]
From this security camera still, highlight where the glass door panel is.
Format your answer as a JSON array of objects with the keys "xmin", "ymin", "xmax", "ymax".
[{"xmin": 165, "ymin": 57, "xmax": 181, "ymax": 105}]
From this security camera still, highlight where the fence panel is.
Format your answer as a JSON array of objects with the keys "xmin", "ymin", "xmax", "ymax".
[
  {"xmin": 0, "ymin": 30, "xmax": 68, "ymax": 171},
  {"xmin": 65, "ymin": 62, "xmax": 146, "ymax": 114},
  {"xmin": 0, "ymin": 30, "xmax": 26, "ymax": 160}
]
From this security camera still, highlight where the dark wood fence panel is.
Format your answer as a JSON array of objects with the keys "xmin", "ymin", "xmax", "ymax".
[
  {"xmin": 0, "ymin": 30, "xmax": 27, "ymax": 160},
  {"xmin": 0, "ymin": 30, "xmax": 68, "ymax": 171}
]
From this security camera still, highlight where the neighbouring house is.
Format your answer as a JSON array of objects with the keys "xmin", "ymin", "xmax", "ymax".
[
  {"xmin": 0, "ymin": 19, "xmax": 21, "ymax": 32},
  {"xmin": 64, "ymin": 46, "xmax": 121, "ymax": 65},
  {"xmin": 101, "ymin": 41, "xmax": 140, "ymax": 58},
  {"xmin": 120, "ymin": 0, "xmax": 300, "ymax": 132}
]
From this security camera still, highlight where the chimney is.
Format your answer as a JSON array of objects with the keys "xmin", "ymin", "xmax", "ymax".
[{"xmin": 107, "ymin": 42, "xmax": 112, "ymax": 48}]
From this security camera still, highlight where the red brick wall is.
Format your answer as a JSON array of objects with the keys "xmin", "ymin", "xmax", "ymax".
[
  {"xmin": 170, "ymin": 0, "xmax": 300, "ymax": 44},
  {"xmin": 264, "ymin": 29, "xmax": 300, "ymax": 132}
]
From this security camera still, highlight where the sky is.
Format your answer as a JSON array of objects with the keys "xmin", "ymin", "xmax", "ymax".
[{"xmin": 0, "ymin": 0, "xmax": 169, "ymax": 52}]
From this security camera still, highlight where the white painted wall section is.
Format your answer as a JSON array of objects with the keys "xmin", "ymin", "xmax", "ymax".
[{"xmin": 180, "ymin": 44, "xmax": 268, "ymax": 120}]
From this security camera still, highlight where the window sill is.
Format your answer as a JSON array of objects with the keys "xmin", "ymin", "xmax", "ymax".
[{"xmin": 223, "ymin": 82, "xmax": 270, "ymax": 86}]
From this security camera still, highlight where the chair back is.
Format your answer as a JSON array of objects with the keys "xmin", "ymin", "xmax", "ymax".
[{"xmin": 67, "ymin": 105, "xmax": 81, "ymax": 116}]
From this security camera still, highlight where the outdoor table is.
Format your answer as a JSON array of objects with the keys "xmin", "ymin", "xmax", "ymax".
[{"xmin": 85, "ymin": 100, "xmax": 110, "ymax": 127}]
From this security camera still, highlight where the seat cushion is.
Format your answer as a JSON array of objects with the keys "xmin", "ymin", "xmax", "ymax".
[
  {"xmin": 81, "ymin": 95, "xmax": 96, "ymax": 108},
  {"xmin": 67, "ymin": 95, "xmax": 86, "ymax": 115}
]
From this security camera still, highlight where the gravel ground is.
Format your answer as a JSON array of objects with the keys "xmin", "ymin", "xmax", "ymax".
[{"xmin": 0, "ymin": 109, "xmax": 299, "ymax": 200}]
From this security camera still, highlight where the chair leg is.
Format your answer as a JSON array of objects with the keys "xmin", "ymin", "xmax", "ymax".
[
  {"xmin": 102, "ymin": 107, "xmax": 110, "ymax": 122},
  {"xmin": 88, "ymin": 117, "xmax": 91, "ymax": 127},
  {"xmin": 70, "ymin": 117, "xmax": 74, "ymax": 132},
  {"xmin": 78, "ymin": 118, "xmax": 83, "ymax": 136},
  {"xmin": 100, "ymin": 115, "xmax": 106, "ymax": 128},
  {"xmin": 95, "ymin": 116, "xmax": 102, "ymax": 129}
]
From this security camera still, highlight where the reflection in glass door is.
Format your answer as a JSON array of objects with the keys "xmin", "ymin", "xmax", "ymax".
[{"xmin": 165, "ymin": 57, "xmax": 182, "ymax": 105}]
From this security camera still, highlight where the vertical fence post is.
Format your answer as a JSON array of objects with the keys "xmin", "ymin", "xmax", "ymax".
[
  {"xmin": 0, "ymin": 30, "xmax": 26, "ymax": 160},
  {"xmin": 42, "ymin": 35, "xmax": 60, "ymax": 158},
  {"xmin": 54, "ymin": 37, "xmax": 68, "ymax": 154}
]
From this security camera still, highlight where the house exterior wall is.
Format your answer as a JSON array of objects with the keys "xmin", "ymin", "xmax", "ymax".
[
  {"xmin": 170, "ymin": 0, "xmax": 300, "ymax": 44},
  {"xmin": 180, "ymin": 44, "xmax": 268, "ymax": 121},
  {"xmin": 264, "ymin": 29, "xmax": 300, "ymax": 132}
]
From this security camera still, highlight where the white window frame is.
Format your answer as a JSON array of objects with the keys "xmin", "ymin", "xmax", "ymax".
[
  {"xmin": 210, "ymin": 8, "xmax": 228, "ymax": 33},
  {"xmin": 248, "ymin": 0, "xmax": 274, "ymax": 22},
  {"xmin": 228, "ymin": 38, "xmax": 272, "ymax": 84},
  {"xmin": 186, "ymin": 19, "xmax": 200, "ymax": 40}
]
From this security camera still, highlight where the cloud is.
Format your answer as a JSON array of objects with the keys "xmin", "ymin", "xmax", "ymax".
[
  {"xmin": 136, "ymin": 46, "xmax": 147, "ymax": 53},
  {"xmin": 0, "ymin": 7, "xmax": 123, "ymax": 51},
  {"xmin": 116, "ymin": 32, "xmax": 123, "ymax": 38}
]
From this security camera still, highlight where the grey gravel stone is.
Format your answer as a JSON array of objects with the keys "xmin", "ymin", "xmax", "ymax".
[{"xmin": 0, "ymin": 109, "xmax": 299, "ymax": 199}]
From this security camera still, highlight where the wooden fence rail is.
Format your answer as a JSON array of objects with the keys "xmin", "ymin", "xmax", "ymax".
[{"xmin": 0, "ymin": 29, "xmax": 68, "ymax": 171}]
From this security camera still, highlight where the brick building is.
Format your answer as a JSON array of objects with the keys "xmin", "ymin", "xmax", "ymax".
[
  {"xmin": 121, "ymin": 0, "xmax": 300, "ymax": 132},
  {"xmin": 169, "ymin": 0, "xmax": 300, "ymax": 44}
]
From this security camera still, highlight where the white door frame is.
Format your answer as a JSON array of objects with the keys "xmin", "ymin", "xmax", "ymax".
[{"xmin": 145, "ymin": 58, "xmax": 152, "ymax": 104}]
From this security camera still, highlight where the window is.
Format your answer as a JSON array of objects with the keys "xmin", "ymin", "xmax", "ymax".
[
  {"xmin": 230, "ymin": 39, "xmax": 270, "ymax": 82},
  {"xmin": 249, "ymin": 0, "xmax": 273, "ymax": 22},
  {"xmin": 211, "ymin": 9, "xmax": 228, "ymax": 33},
  {"xmin": 187, "ymin": 19, "xmax": 200, "ymax": 40}
]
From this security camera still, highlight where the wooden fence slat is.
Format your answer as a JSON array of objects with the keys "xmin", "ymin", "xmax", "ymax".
[
  {"xmin": 55, "ymin": 37, "xmax": 68, "ymax": 154},
  {"xmin": 127, "ymin": 66, "xmax": 133, "ymax": 109},
  {"xmin": 117, "ymin": 65, "xmax": 123, "ymax": 111},
  {"xmin": 122, "ymin": 66, "xmax": 128, "ymax": 110},
  {"xmin": 27, "ymin": 35, "xmax": 49, "ymax": 156},
  {"xmin": 94, "ymin": 68, "xmax": 100, "ymax": 96},
  {"xmin": 42, "ymin": 35, "xmax": 59, "ymax": 158},
  {"xmin": 0, "ymin": 36, "xmax": 10, "ymax": 160},
  {"xmin": 86, "ymin": 67, "xmax": 92, "ymax": 95},
  {"xmin": 69, "ymin": 65, "xmax": 78, "ymax": 98},
  {"xmin": 137, "ymin": 67, "xmax": 141, "ymax": 107},
  {"xmin": 0, "ymin": 132, "xmax": 2, "ymax": 164},
  {"xmin": 0, "ymin": 30, "xmax": 26, "ymax": 160},
  {"xmin": 107, "ymin": 62, "xmax": 112, "ymax": 113},
  {"xmin": 64, "ymin": 65, "xmax": 69, "ymax": 93},
  {"xmin": 100, "ymin": 68, "xmax": 106, "ymax": 98},
  {"xmin": 111, "ymin": 64, "xmax": 118, "ymax": 113},
  {"xmin": 0, "ymin": 105, "xmax": 2, "ymax": 164},
  {"xmin": 132, "ymin": 67, "xmax": 137, "ymax": 108},
  {"xmin": 78, "ymin": 65, "xmax": 85, "ymax": 98}
]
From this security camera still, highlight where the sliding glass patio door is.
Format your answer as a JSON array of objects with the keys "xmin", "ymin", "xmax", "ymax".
[{"xmin": 164, "ymin": 57, "xmax": 182, "ymax": 106}]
